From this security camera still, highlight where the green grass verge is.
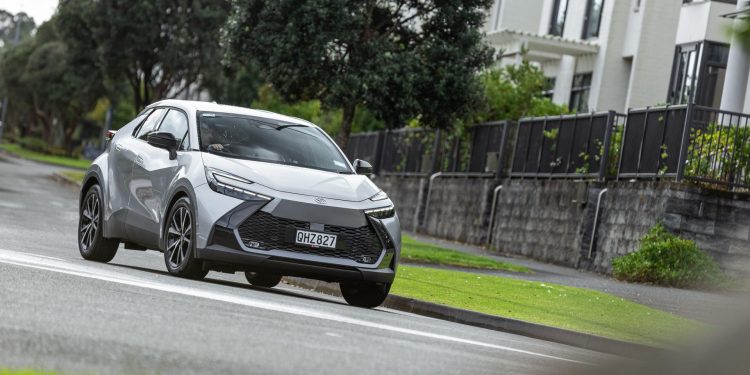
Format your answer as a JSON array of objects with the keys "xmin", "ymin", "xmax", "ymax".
[
  {"xmin": 0, "ymin": 143, "xmax": 91, "ymax": 170},
  {"xmin": 391, "ymin": 266, "xmax": 703, "ymax": 345},
  {"xmin": 61, "ymin": 170, "xmax": 86, "ymax": 183},
  {"xmin": 0, "ymin": 370, "xmax": 62, "ymax": 375},
  {"xmin": 401, "ymin": 235, "xmax": 530, "ymax": 273}
]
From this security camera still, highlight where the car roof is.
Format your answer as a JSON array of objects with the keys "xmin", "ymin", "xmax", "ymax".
[{"xmin": 147, "ymin": 99, "xmax": 317, "ymax": 128}]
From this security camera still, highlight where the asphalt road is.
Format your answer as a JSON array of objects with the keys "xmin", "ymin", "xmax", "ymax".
[{"xmin": 0, "ymin": 154, "xmax": 616, "ymax": 374}]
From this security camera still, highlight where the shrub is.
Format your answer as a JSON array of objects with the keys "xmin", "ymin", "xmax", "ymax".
[
  {"xmin": 612, "ymin": 224, "xmax": 724, "ymax": 288},
  {"xmin": 17, "ymin": 137, "xmax": 50, "ymax": 154}
]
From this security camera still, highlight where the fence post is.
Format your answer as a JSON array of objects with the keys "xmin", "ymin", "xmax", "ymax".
[
  {"xmin": 598, "ymin": 111, "xmax": 615, "ymax": 181},
  {"xmin": 430, "ymin": 129, "xmax": 442, "ymax": 173},
  {"xmin": 653, "ymin": 104, "xmax": 671, "ymax": 180},
  {"xmin": 496, "ymin": 121, "xmax": 510, "ymax": 178},
  {"xmin": 676, "ymin": 102, "xmax": 694, "ymax": 181}
]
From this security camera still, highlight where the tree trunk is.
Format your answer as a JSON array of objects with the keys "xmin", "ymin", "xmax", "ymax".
[{"xmin": 336, "ymin": 104, "xmax": 357, "ymax": 152}]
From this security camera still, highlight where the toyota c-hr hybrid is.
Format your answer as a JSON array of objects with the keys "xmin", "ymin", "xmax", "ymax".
[{"xmin": 77, "ymin": 99, "xmax": 400, "ymax": 308}]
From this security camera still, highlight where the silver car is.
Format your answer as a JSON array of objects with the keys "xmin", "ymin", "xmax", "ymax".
[{"xmin": 77, "ymin": 99, "xmax": 400, "ymax": 308}]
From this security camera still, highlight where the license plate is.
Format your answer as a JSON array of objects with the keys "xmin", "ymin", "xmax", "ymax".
[{"xmin": 295, "ymin": 230, "xmax": 337, "ymax": 249}]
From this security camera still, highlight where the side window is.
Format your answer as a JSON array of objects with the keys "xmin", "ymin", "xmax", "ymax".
[
  {"xmin": 135, "ymin": 108, "xmax": 167, "ymax": 140},
  {"xmin": 157, "ymin": 109, "xmax": 191, "ymax": 151},
  {"xmin": 129, "ymin": 108, "xmax": 154, "ymax": 136}
]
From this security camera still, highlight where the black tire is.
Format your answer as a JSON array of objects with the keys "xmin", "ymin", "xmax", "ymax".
[
  {"xmin": 164, "ymin": 197, "xmax": 208, "ymax": 280},
  {"xmin": 340, "ymin": 282, "xmax": 391, "ymax": 308},
  {"xmin": 78, "ymin": 184, "xmax": 119, "ymax": 262},
  {"xmin": 244, "ymin": 271, "xmax": 283, "ymax": 288}
]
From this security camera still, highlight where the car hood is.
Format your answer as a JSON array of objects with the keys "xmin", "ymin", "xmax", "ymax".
[{"xmin": 201, "ymin": 152, "xmax": 380, "ymax": 202}]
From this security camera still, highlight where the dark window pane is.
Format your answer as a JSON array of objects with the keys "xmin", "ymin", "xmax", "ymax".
[
  {"xmin": 549, "ymin": 0, "xmax": 568, "ymax": 36},
  {"xmin": 582, "ymin": 0, "xmax": 604, "ymax": 39},
  {"xmin": 135, "ymin": 108, "xmax": 167, "ymax": 140},
  {"xmin": 569, "ymin": 73, "xmax": 592, "ymax": 113},
  {"xmin": 158, "ymin": 109, "xmax": 190, "ymax": 150}
]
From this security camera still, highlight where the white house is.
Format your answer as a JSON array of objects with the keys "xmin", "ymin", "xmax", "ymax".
[{"xmin": 484, "ymin": 0, "xmax": 750, "ymax": 113}]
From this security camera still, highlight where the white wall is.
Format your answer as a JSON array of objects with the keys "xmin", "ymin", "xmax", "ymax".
[
  {"xmin": 589, "ymin": 0, "xmax": 633, "ymax": 112},
  {"xmin": 625, "ymin": 0, "xmax": 682, "ymax": 109},
  {"xmin": 499, "ymin": 0, "xmax": 546, "ymax": 33},
  {"xmin": 675, "ymin": 1, "xmax": 734, "ymax": 45}
]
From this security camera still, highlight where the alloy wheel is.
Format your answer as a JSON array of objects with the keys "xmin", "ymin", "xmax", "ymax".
[
  {"xmin": 166, "ymin": 206, "xmax": 192, "ymax": 269},
  {"xmin": 79, "ymin": 192, "xmax": 100, "ymax": 251}
]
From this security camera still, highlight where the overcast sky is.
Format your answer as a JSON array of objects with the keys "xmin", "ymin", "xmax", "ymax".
[{"xmin": 0, "ymin": 0, "xmax": 57, "ymax": 24}]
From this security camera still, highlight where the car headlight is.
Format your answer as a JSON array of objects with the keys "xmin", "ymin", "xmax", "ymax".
[
  {"xmin": 370, "ymin": 191, "xmax": 389, "ymax": 201},
  {"xmin": 365, "ymin": 205, "xmax": 395, "ymax": 219},
  {"xmin": 205, "ymin": 167, "xmax": 271, "ymax": 201}
]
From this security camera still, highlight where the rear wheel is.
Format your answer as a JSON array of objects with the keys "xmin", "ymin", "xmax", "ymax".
[
  {"xmin": 340, "ymin": 282, "xmax": 391, "ymax": 308},
  {"xmin": 244, "ymin": 271, "xmax": 283, "ymax": 288},
  {"xmin": 78, "ymin": 184, "xmax": 119, "ymax": 262},
  {"xmin": 164, "ymin": 197, "xmax": 208, "ymax": 280}
]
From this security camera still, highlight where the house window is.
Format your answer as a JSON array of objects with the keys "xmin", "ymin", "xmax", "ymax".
[
  {"xmin": 668, "ymin": 43, "xmax": 700, "ymax": 105},
  {"xmin": 549, "ymin": 0, "xmax": 569, "ymax": 36},
  {"xmin": 582, "ymin": 0, "xmax": 605, "ymax": 39},
  {"xmin": 569, "ymin": 73, "xmax": 592, "ymax": 113},
  {"xmin": 667, "ymin": 42, "xmax": 729, "ymax": 106},
  {"xmin": 543, "ymin": 77, "xmax": 556, "ymax": 100}
]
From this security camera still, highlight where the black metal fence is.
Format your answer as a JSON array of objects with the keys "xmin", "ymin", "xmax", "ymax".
[
  {"xmin": 618, "ymin": 105, "xmax": 687, "ymax": 179},
  {"xmin": 344, "ymin": 104, "xmax": 750, "ymax": 190},
  {"xmin": 510, "ymin": 111, "xmax": 625, "ymax": 180},
  {"xmin": 682, "ymin": 105, "xmax": 750, "ymax": 190}
]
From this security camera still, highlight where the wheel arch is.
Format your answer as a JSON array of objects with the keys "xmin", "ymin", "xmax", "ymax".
[{"xmin": 160, "ymin": 181, "xmax": 198, "ymax": 251}]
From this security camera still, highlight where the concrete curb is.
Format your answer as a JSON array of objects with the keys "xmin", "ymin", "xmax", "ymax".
[{"xmin": 283, "ymin": 276, "xmax": 669, "ymax": 358}]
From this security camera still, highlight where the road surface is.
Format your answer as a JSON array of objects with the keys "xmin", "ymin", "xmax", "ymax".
[{"xmin": 0, "ymin": 154, "xmax": 615, "ymax": 374}]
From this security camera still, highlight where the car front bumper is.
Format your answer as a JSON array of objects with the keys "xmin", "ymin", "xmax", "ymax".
[{"xmin": 195, "ymin": 186, "xmax": 400, "ymax": 284}]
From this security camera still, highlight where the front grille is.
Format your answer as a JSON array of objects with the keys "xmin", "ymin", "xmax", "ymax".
[{"xmin": 236, "ymin": 211, "xmax": 383, "ymax": 264}]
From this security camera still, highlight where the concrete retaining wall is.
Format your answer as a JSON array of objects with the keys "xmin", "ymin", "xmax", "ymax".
[{"xmin": 378, "ymin": 174, "xmax": 750, "ymax": 276}]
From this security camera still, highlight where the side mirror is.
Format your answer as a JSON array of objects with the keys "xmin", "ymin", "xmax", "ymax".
[
  {"xmin": 147, "ymin": 132, "xmax": 179, "ymax": 160},
  {"xmin": 353, "ymin": 159, "xmax": 373, "ymax": 175}
]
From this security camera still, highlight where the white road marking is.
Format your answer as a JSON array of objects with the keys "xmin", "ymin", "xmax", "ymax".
[{"xmin": 0, "ymin": 248, "xmax": 591, "ymax": 365}]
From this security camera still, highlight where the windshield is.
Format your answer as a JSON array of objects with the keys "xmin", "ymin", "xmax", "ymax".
[{"xmin": 198, "ymin": 112, "xmax": 353, "ymax": 174}]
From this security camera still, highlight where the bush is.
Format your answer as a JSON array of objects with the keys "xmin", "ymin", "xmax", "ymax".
[
  {"xmin": 17, "ymin": 137, "xmax": 50, "ymax": 154},
  {"xmin": 612, "ymin": 224, "xmax": 724, "ymax": 288}
]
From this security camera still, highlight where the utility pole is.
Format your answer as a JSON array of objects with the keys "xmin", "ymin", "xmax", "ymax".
[{"xmin": 0, "ymin": 16, "xmax": 23, "ymax": 142}]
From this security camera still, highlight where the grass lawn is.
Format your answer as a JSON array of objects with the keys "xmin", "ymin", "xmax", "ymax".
[
  {"xmin": 401, "ymin": 235, "xmax": 530, "ymax": 273},
  {"xmin": 0, "ymin": 371, "xmax": 61, "ymax": 375},
  {"xmin": 61, "ymin": 170, "xmax": 86, "ymax": 183},
  {"xmin": 391, "ymin": 265, "xmax": 703, "ymax": 345},
  {"xmin": 0, "ymin": 143, "xmax": 91, "ymax": 170}
]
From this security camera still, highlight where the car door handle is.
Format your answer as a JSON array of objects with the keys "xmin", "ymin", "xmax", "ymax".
[
  {"xmin": 114, "ymin": 143, "xmax": 123, "ymax": 152},
  {"xmin": 136, "ymin": 155, "xmax": 145, "ymax": 167}
]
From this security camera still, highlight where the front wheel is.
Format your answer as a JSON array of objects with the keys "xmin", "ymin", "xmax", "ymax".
[
  {"xmin": 164, "ymin": 197, "xmax": 207, "ymax": 280},
  {"xmin": 78, "ymin": 184, "xmax": 119, "ymax": 262},
  {"xmin": 340, "ymin": 282, "xmax": 391, "ymax": 308}
]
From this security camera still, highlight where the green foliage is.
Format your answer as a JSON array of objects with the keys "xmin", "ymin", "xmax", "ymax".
[
  {"xmin": 612, "ymin": 224, "xmax": 725, "ymax": 289},
  {"xmin": 685, "ymin": 123, "xmax": 750, "ymax": 186},
  {"xmin": 474, "ymin": 62, "xmax": 568, "ymax": 123},
  {"xmin": 224, "ymin": 0, "xmax": 495, "ymax": 148},
  {"xmin": 251, "ymin": 84, "xmax": 384, "ymax": 135},
  {"xmin": 57, "ymin": 0, "xmax": 230, "ymax": 111}
]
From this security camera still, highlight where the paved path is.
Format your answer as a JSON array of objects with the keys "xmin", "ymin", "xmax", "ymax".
[
  {"xmin": 405, "ymin": 233, "xmax": 747, "ymax": 323},
  {"xmin": 0, "ymin": 154, "xmax": 615, "ymax": 374}
]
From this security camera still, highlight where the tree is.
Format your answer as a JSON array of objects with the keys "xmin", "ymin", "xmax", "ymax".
[
  {"xmin": 56, "ymin": 0, "xmax": 231, "ymax": 112},
  {"xmin": 224, "ymin": 0, "xmax": 494, "ymax": 150},
  {"xmin": 475, "ymin": 61, "xmax": 568, "ymax": 123},
  {"xmin": 0, "ymin": 10, "xmax": 35, "ymax": 48}
]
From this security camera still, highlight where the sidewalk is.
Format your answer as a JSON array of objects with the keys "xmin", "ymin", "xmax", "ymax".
[{"xmin": 405, "ymin": 232, "xmax": 746, "ymax": 324}]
